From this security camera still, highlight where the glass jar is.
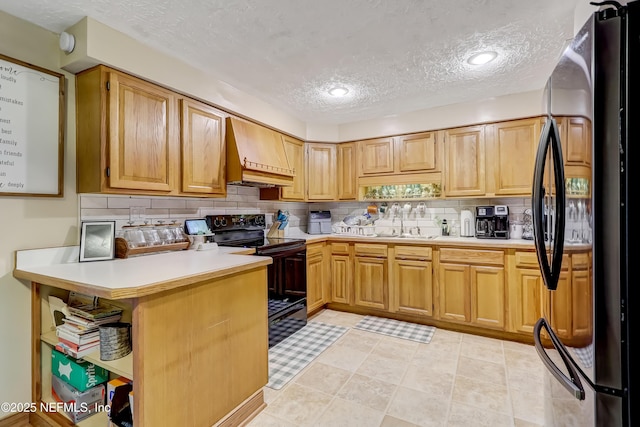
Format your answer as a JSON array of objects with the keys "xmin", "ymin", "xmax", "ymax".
[{"xmin": 122, "ymin": 225, "xmax": 147, "ymax": 248}]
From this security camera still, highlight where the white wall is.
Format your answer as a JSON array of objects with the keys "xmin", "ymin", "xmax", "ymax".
[{"xmin": 0, "ymin": 11, "xmax": 78, "ymax": 417}]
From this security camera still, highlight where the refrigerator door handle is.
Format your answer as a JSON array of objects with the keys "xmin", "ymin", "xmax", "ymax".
[
  {"xmin": 532, "ymin": 117, "xmax": 566, "ymax": 290},
  {"xmin": 534, "ymin": 318, "xmax": 585, "ymax": 400}
]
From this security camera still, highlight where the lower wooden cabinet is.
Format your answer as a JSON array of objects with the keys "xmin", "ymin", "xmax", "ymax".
[
  {"xmin": 438, "ymin": 263, "xmax": 470, "ymax": 323},
  {"xmin": 326, "ymin": 241, "xmax": 591, "ymax": 343},
  {"xmin": 354, "ymin": 256, "xmax": 388, "ymax": 310},
  {"xmin": 392, "ymin": 258, "xmax": 433, "ymax": 317},
  {"xmin": 470, "ymin": 265, "xmax": 505, "ymax": 329},
  {"xmin": 437, "ymin": 248, "xmax": 506, "ymax": 330},
  {"xmin": 306, "ymin": 242, "xmax": 328, "ymax": 313},
  {"xmin": 511, "ymin": 266, "xmax": 544, "ymax": 335}
]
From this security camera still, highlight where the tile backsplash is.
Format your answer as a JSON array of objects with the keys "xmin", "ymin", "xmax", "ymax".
[{"xmin": 80, "ymin": 187, "xmax": 532, "ymax": 236}]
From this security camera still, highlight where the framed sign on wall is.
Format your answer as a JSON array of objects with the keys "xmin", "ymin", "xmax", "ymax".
[{"xmin": 0, "ymin": 53, "xmax": 65, "ymax": 197}]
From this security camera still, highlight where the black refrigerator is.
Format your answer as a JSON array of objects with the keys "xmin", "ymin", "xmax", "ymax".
[{"xmin": 531, "ymin": 1, "xmax": 636, "ymax": 426}]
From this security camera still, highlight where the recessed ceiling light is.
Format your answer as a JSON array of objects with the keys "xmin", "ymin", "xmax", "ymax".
[
  {"xmin": 467, "ymin": 51, "xmax": 498, "ymax": 65},
  {"xmin": 328, "ymin": 86, "xmax": 349, "ymax": 97}
]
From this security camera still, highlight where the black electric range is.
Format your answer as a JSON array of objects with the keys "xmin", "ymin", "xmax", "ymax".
[{"xmin": 206, "ymin": 214, "xmax": 307, "ymax": 347}]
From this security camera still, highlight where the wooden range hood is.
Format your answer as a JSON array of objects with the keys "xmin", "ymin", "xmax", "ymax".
[{"xmin": 225, "ymin": 117, "xmax": 295, "ymax": 187}]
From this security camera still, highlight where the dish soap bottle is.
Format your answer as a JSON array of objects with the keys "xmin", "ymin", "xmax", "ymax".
[{"xmin": 441, "ymin": 219, "xmax": 449, "ymax": 236}]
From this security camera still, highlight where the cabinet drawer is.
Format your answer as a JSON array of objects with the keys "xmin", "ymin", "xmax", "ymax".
[
  {"xmin": 307, "ymin": 242, "xmax": 325, "ymax": 257},
  {"xmin": 439, "ymin": 247, "xmax": 504, "ymax": 266},
  {"xmin": 572, "ymin": 253, "xmax": 590, "ymax": 270},
  {"xmin": 394, "ymin": 245, "xmax": 432, "ymax": 260},
  {"xmin": 354, "ymin": 243, "xmax": 388, "ymax": 258},
  {"xmin": 331, "ymin": 242, "xmax": 350, "ymax": 255},
  {"xmin": 515, "ymin": 251, "xmax": 570, "ymax": 269}
]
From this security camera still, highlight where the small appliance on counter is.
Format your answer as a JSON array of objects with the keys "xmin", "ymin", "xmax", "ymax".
[
  {"xmin": 460, "ymin": 209, "xmax": 475, "ymax": 237},
  {"xmin": 307, "ymin": 211, "xmax": 332, "ymax": 234},
  {"xmin": 475, "ymin": 205, "xmax": 509, "ymax": 239}
]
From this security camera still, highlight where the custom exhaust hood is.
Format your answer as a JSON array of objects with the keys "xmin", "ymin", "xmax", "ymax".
[{"xmin": 225, "ymin": 117, "xmax": 295, "ymax": 187}]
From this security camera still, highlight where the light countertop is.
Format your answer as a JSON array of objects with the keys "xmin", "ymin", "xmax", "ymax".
[{"xmin": 14, "ymin": 245, "xmax": 270, "ymax": 299}]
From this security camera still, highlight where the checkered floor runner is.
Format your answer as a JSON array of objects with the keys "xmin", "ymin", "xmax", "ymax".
[
  {"xmin": 570, "ymin": 344, "xmax": 594, "ymax": 369},
  {"xmin": 267, "ymin": 321, "xmax": 348, "ymax": 390},
  {"xmin": 354, "ymin": 316, "xmax": 435, "ymax": 344}
]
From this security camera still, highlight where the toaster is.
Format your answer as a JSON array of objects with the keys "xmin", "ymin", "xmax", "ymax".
[{"xmin": 307, "ymin": 211, "xmax": 332, "ymax": 234}]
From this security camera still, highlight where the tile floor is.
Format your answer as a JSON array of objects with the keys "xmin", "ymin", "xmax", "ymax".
[{"xmin": 247, "ymin": 309, "xmax": 546, "ymax": 427}]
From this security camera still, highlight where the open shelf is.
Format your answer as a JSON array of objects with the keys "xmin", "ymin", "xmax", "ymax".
[{"xmin": 41, "ymin": 330, "xmax": 133, "ymax": 379}]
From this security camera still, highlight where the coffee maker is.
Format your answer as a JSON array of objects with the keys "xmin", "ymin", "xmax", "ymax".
[{"xmin": 475, "ymin": 205, "xmax": 509, "ymax": 239}]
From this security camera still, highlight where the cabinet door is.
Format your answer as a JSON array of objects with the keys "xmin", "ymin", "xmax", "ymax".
[
  {"xmin": 512, "ymin": 267, "xmax": 544, "ymax": 335},
  {"xmin": 307, "ymin": 143, "xmax": 337, "ymax": 200},
  {"xmin": 393, "ymin": 259, "xmax": 433, "ymax": 317},
  {"xmin": 443, "ymin": 125, "xmax": 486, "ymax": 196},
  {"xmin": 180, "ymin": 98, "xmax": 225, "ymax": 195},
  {"xmin": 548, "ymin": 271, "xmax": 571, "ymax": 339},
  {"xmin": 438, "ymin": 263, "xmax": 470, "ymax": 323},
  {"xmin": 490, "ymin": 118, "xmax": 540, "ymax": 196},
  {"xmin": 470, "ymin": 265, "xmax": 505, "ymax": 330},
  {"xmin": 354, "ymin": 256, "xmax": 388, "ymax": 310},
  {"xmin": 572, "ymin": 269, "xmax": 592, "ymax": 339},
  {"xmin": 281, "ymin": 136, "xmax": 306, "ymax": 200},
  {"xmin": 337, "ymin": 142, "xmax": 357, "ymax": 200},
  {"xmin": 331, "ymin": 254, "xmax": 352, "ymax": 304},
  {"xmin": 359, "ymin": 138, "xmax": 394, "ymax": 175},
  {"xmin": 563, "ymin": 117, "xmax": 591, "ymax": 167},
  {"xmin": 396, "ymin": 132, "xmax": 439, "ymax": 173},
  {"xmin": 107, "ymin": 70, "xmax": 178, "ymax": 192},
  {"xmin": 307, "ymin": 253, "xmax": 325, "ymax": 313}
]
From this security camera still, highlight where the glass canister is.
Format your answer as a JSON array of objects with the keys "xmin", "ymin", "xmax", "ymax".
[
  {"xmin": 140, "ymin": 222, "xmax": 161, "ymax": 246},
  {"xmin": 155, "ymin": 221, "xmax": 175, "ymax": 245},
  {"xmin": 122, "ymin": 224, "xmax": 147, "ymax": 248},
  {"xmin": 170, "ymin": 221, "xmax": 187, "ymax": 243}
]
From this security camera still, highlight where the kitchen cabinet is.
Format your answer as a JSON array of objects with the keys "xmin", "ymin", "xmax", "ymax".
[
  {"xmin": 76, "ymin": 65, "xmax": 179, "ymax": 195},
  {"xmin": 179, "ymin": 98, "xmax": 226, "ymax": 195},
  {"xmin": 443, "ymin": 125, "xmax": 486, "ymax": 197},
  {"xmin": 260, "ymin": 135, "xmax": 306, "ymax": 201},
  {"xmin": 306, "ymin": 242, "xmax": 329, "ymax": 313},
  {"xmin": 391, "ymin": 246, "xmax": 433, "ymax": 317},
  {"xmin": 306, "ymin": 143, "xmax": 337, "ymax": 200},
  {"xmin": 396, "ymin": 132, "xmax": 441, "ymax": 173},
  {"xmin": 337, "ymin": 142, "xmax": 357, "ymax": 200},
  {"xmin": 560, "ymin": 116, "xmax": 591, "ymax": 167},
  {"xmin": 357, "ymin": 132, "xmax": 441, "ymax": 177},
  {"xmin": 330, "ymin": 243, "xmax": 352, "ymax": 305},
  {"xmin": 358, "ymin": 137, "xmax": 395, "ymax": 175},
  {"xmin": 353, "ymin": 243, "xmax": 388, "ymax": 310},
  {"xmin": 437, "ymin": 247, "xmax": 505, "ymax": 330},
  {"xmin": 76, "ymin": 65, "xmax": 228, "ymax": 197},
  {"xmin": 486, "ymin": 118, "xmax": 541, "ymax": 196},
  {"xmin": 546, "ymin": 251, "xmax": 592, "ymax": 346},
  {"xmin": 281, "ymin": 136, "xmax": 306, "ymax": 200},
  {"xmin": 510, "ymin": 255, "xmax": 544, "ymax": 335}
]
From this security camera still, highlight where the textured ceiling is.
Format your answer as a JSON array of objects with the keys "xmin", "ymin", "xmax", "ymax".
[{"xmin": 0, "ymin": 0, "xmax": 586, "ymax": 125}]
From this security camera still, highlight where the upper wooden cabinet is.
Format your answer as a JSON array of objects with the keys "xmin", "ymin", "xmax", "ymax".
[
  {"xmin": 443, "ymin": 125, "xmax": 486, "ymax": 197},
  {"xmin": 337, "ymin": 142, "xmax": 357, "ymax": 200},
  {"xmin": 358, "ymin": 137, "xmax": 395, "ymax": 175},
  {"xmin": 396, "ymin": 132, "xmax": 440, "ymax": 173},
  {"xmin": 486, "ymin": 118, "xmax": 541, "ymax": 196},
  {"xmin": 76, "ymin": 65, "xmax": 226, "ymax": 197},
  {"xmin": 76, "ymin": 66, "xmax": 178, "ymax": 194},
  {"xmin": 357, "ymin": 132, "xmax": 441, "ymax": 177},
  {"xmin": 179, "ymin": 98, "xmax": 226, "ymax": 195},
  {"xmin": 560, "ymin": 116, "xmax": 591, "ymax": 167},
  {"xmin": 280, "ymin": 136, "xmax": 306, "ymax": 200},
  {"xmin": 306, "ymin": 143, "xmax": 337, "ymax": 200}
]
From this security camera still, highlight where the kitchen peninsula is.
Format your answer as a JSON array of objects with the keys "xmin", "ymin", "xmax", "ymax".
[{"xmin": 14, "ymin": 246, "xmax": 271, "ymax": 427}]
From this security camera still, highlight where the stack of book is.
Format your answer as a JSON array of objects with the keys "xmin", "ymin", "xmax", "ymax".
[{"xmin": 55, "ymin": 295, "xmax": 123, "ymax": 359}]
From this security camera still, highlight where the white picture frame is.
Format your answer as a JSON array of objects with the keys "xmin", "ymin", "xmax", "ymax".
[{"xmin": 79, "ymin": 221, "xmax": 115, "ymax": 262}]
